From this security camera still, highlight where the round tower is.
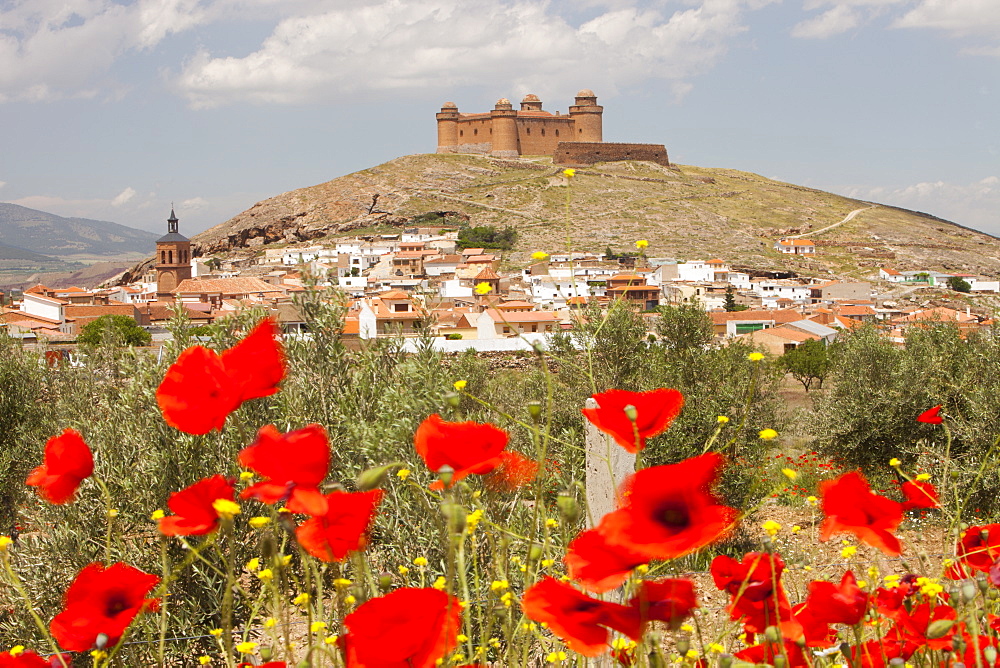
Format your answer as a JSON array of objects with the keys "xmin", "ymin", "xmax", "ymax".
[
  {"xmin": 569, "ymin": 89, "xmax": 603, "ymax": 143},
  {"xmin": 156, "ymin": 208, "xmax": 193, "ymax": 299},
  {"xmin": 520, "ymin": 94, "xmax": 542, "ymax": 112},
  {"xmin": 490, "ymin": 98, "xmax": 519, "ymax": 158},
  {"xmin": 436, "ymin": 102, "xmax": 460, "ymax": 153}
]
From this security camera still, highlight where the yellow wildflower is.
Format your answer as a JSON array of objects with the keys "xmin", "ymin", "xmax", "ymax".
[
  {"xmin": 248, "ymin": 516, "xmax": 270, "ymax": 529},
  {"xmin": 545, "ymin": 518, "xmax": 559, "ymax": 528},
  {"xmin": 256, "ymin": 568, "xmax": 273, "ymax": 581},
  {"xmin": 635, "ymin": 239, "xmax": 649, "ymax": 250},
  {"xmin": 311, "ymin": 621, "xmax": 327, "ymax": 633},
  {"xmin": 635, "ymin": 564, "xmax": 649, "ymax": 574},
  {"xmin": 280, "ymin": 555, "xmax": 292, "ymax": 566},
  {"xmin": 292, "ymin": 593, "xmax": 310, "ymax": 606},
  {"xmin": 9, "ymin": 647, "xmax": 24, "ymax": 657},
  {"xmin": 397, "ymin": 469, "xmax": 411, "ymax": 481},
  {"xmin": 547, "ymin": 651, "xmax": 568, "ymax": 662},
  {"xmin": 791, "ymin": 525, "xmax": 801, "ymax": 534},
  {"xmin": 762, "ymin": 520, "xmax": 782, "ymax": 536},
  {"xmin": 246, "ymin": 558, "xmax": 260, "ymax": 572},
  {"xmin": 334, "ymin": 578, "xmax": 352, "ymax": 588},
  {"xmin": 680, "ymin": 624, "xmax": 694, "ymax": 633},
  {"xmin": 708, "ymin": 643, "xmax": 725, "ymax": 654},
  {"xmin": 500, "ymin": 591, "xmax": 514, "ymax": 607},
  {"xmin": 239, "ymin": 471, "xmax": 253, "ymax": 481},
  {"xmin": 889, "ymin": 457, "xmax": 901, "ymax": 467},
  {"xmin": 453, "ymin": 380, "xmax": 467, "ymax": 391},
  {"xmin": 532, "ymin": 251, "xmax": 549, "ymax": 261},
  {"xmin": 90, "ymin": 650, "xmax": 107, "ymax": 661},
  {"xmin": 432, "ymin": 576, "xmax": 447, "ymax": 590},
  {"xmin": 781, "ymin": 468, "xmax": 797, "ymax": 481},
  {"xmin": 916, "ymin": 473, "xmax": 931, "ymax": 481},
  {"xmin": 325, "ymin": 636, "xmax": 339, "ymax": 645},
  {"xmin": 150, "ymin": 509, "xmax": 165, "ymax": 520},
  {"xmin": 398, "ymin": 565, "xmax": 410, "ymax": 575},
  {"xmin": 717, "ymin": 415, "xmax": 730, "ymax": 424},
  {"xmin": 107, "ymin": 509, "xmax": 119, "ymax": 518},
  {"xmin": 212, "ymin": 499, "xmax": 240, "ymax": 519},
  {"xmin": 748, "ymin": 352, "xmax": 765, "ymax": 362},
  {"xmin": 263, "ymin": 617, "xmax": 277, "ymax": 628},
  {"xmin": 209, "ymin": 628, "xmax": 224, "ymax": 637},
  {"xmin": 541, "ymin": 559, "xmax": 555, "ymax": 568},
  {"xmin": 563, "ymin": 168, "xmax": 576, "ymax": 178},
  {"xmin": 474, "ymin": 282, "xmax": 492, "ymax": 295},
  {"xmin": 198, "ymin": 656, "xmax": 211, "ymax": 665},
  {"xmin": 686, "ymin": 649, "xmax": 700, "ymax": 660},
  {"xmin": 235, "ymin": 642, "xmax": 257, "ymax": 654},
  {"xmin": 0, "ymin": 535, "xmax": 12, "ymax": 551},
  {"xmin": 413, "ymin": 556, "xmax": 428, "ymax": 567},
  {"xmin": 344, "ymin": 595, "xmax": 357, "ymax": 605},
  {"xmin": 491, "ymin": 579, "xmax": 509, "ymax": 591},
  {"xmin": 841, "ymin": 546, "xmax": 857, "ymax": 558},
  {"xmin": 806, "ymin": 495, "xmax": 818, "ymax": 506},
  {"xmin": 759, "ymin": 428, "xmax": 778, "ymax": 440},
  {"xmin": 457, "ymin": 634, "xmax": 469, "ymax": 643}
]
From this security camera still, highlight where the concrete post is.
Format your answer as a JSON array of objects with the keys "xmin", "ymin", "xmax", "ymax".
[
  {"xmin": 584, "ymin": 397, "xmax": 636, "ymax": 667},
  {"xmin": 584, "ymin": 397, "xmax": 637, "ymax": 527}
]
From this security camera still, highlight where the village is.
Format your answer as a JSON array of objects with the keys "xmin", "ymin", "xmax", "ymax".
[{"xmin": 2, "ymin": 206, "xmax": 997, "ymax": 357}]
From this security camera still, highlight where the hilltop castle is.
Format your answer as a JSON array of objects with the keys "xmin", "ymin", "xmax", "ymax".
[{"xmin": 435, "ymin": 90, "xmax": 669, "ymax": 166}]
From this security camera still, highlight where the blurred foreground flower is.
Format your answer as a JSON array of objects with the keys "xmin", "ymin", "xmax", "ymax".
[
  {"xmin": 582, "ymin": 388, "xmax": 684, "ymax": 453},
  {"xmin": 26, "ymin": 428, "xmax": 94, "ymax": 505}
]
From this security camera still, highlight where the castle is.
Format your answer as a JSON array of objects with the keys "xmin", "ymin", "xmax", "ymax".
[{"xmin": 435, "ymin": 90, "xmax": 669, "ymax": 167}]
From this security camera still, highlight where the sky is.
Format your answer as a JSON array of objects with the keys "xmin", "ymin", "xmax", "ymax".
[{"xmin": 0, "ymin": 0, "xmax": 997, "ymax": 239}]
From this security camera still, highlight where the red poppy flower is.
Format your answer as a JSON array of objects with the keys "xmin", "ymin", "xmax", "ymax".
[
  {"xmin": 956, "ymin": 524, "xmax": 1000, "ymax": 572},
  {"xmin": 582, "ymin": 389, "xmax": 684, "ymax": 453},
  {"xmin": 239, "ymin": 424, "xmax": 331, "ymax": 515},
  {"xmin": 734, "ymin": 640, "xmax": 808, "ymax": 668},
  {"xmin": 962, "ymin": 635, "xmax": 999, "ymax": 668},
  {"xmin": 629, "ymin": 579, "xmax": 697, "ymax": 629},
  {"xmin": 0, "ymin": 651, "xmax": 52, "ymax": 667},
  {"xmin": 900, "ymin": 481, "xmax": 939, "ymax": 511},
  {"xmin": 819, "ymin": 471, "xmax": 904, "ymax": 556},
  {"xmin": 157, "ymin": 475, "xmax": 236, "ymax": 536},
  {"xmin": 50, "ymin": 562, "xmax": 159, "ymax": 652},
  {"xmin": 564, "ymin": 528, "xmax": 648, "ymax": 593},
  {"xmin": 413, "ymin": 414, "xmax": 508, "ymax": 490},
  {"xmin": 891, "ymin": 602, "xmax": 957, "ymax": 651},
  {"xmin": 804, "ymin": 570, "xmax": 867, "ymax": 626},
  {"xmin": 596, "ymin": 453, "xmax": 738, "ymax": 560},
  {"xmin": 295, "ymin": 490, "xmax": 383, "ymax": 562},
  {"xmin": 785, "ymin": 602, "xmax": 836, "ymax": 648},
  {"xmin": 917, "ymin": 405, "xmax": 943, "ymax": 424},
  {"xmin": 711, "ymin": 552, "xmax": 790, "ymax": 633},
  {"xmin": 26, "ymin": 428, "xmax": 94, "ymax": 504},
  {"xmin": 847, "ymin": 639, "xmax": 904, "ymax": 668},
  {"xmin": 342, "ymin": 587, "xmax": 461, "ymax": 668},
  {"xmin": 484, "ymin": 451, "xmax": 538, "ymax": 492},
  {"xmin": 521, "ymin": 576, "xmax": 641, "ymax": 657},
  {"xmin": 156, "ymin": 318, "xmax": 285, "ymax": 435}
]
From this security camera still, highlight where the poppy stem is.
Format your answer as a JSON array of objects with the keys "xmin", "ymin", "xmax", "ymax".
[
  {"xmin": 157, "ymin": 536, "xmax": 169, "ymax": 666},
  {"xmin": 0, "ymin": 553, "xmax": 69, "ymax": 668},
  {"xmin": 220, "ymin": 519, "xmax": 236, "ymax": 668},
  {"xmin": 92, "ymin": 476, "xmax": 115, "ymax": 563}
]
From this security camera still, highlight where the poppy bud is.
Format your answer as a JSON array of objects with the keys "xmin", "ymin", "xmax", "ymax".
[
  {"xmin": 764, "ymin": 626, "xmax": 781, "ymax": 643},
  {"xmin": 441, "ymin": 503, "xmax": 466, "ymax": 534},
  {"xmin": 437, "ymin": 465, "xmax": 455, "ymax": 488},
  {"xmin": 990, "ymin": 588, "xmax": 1000, "ymax": 600},
  {"xmin": 980, "ymin": 579, "xmax": 991, "ymax": 595},
  {"xmin": 556, "ymin": 494, "xmax": 580, "ymax": 524},
  {"xmin": 445, "ymin": 392, "xmax": 461, "ymax": 408},
  {"xmin": 527, "ymin": 401, "xmax": 542, "ymax": 421},
  {"xmin": 984, "ymin": 646, "xmax": 997, "ymax": 664},
  {"xmin": 962, "ymin": 582, "xmax": 977, "ymax": 602},
  {"xmin": 260, "ymin": 647, "xmax": 272, "ymax": 661},
  {"xmin": 623, "ymin": 404, "xmax": 638, "ymax": 422},
  {"xmin": 379, "ymin": 573, "xmax": 393, "ymax": 592},
  {"xmin": 356, "ymin": 462, "xmax": 404, "ymax": 491},
  {"xmin": 773, "ymin": 657, "xmax": 787, "ymax": 668},
  {"xmin": 528, "ymin": 544, "xmax": 543, "ymax": 561},
  {"xmin": 926, "ymin": 619, "xmax": 954, "ymax": 640},
  {"xmin": 676, "ymin": 638, "xmax": 689, "ymax": 655}
]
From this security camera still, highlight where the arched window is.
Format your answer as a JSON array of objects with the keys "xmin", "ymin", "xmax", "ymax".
[
  {"xmin": 460, "ymin": 130, "xmax": 464, "ymax": 137},
  {"xmin": 160, "ymin": 251, "xmax": 166, "ymax": 263},
  {"xmin": 474, "ymin": 128, "xmax": 478, "ymax": 136},
  {"xmin": 541, "ymin": 128, "xmax": 545, "ymax": 136},
  {"xmin": 525, "ymin": 127, "xmax": 530, "ymax": 135},
  {"xmin": 168, "ymin": 250, "xmax": 173, "ymax": 264},
  {"xmin": 555, "ymin": 129, "xmax": 560, "ymax": 137}
]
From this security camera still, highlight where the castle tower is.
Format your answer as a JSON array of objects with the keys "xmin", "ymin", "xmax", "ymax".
[
  {"xmin": 436, "ymin": 102, "xmax": 460, "ymax": 153},
  {"xmin": 489, "ymin": 98, "xmax": 519, "ymax": 158},
  {"xmin": 569, "ymin": 89, "xmax": 603, "ymax": 142},
  {"xmin": 520, "ymin": 94, "xmax": 543, "ymax": 112},
  {"xmin": 155, "ymin": 208, "xmax": 193, "ymax": 299}
]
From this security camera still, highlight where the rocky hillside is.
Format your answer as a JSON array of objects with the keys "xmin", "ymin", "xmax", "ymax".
[
  {"xmin": 183, "ymin": 154, "xmax": 1000, "ymax": 279},
  {"xmin": 0, "ymin": 203, "xmax": 156, "ymax": 259}
]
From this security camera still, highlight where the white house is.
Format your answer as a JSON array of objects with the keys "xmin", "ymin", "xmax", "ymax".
[{"xmin": 775, "ymin": 239, "xmax": 816, "ymax": 254}]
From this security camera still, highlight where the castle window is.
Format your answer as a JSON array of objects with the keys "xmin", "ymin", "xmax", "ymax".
[
  {"xmin": 541, "ymin": 128, "xmax": 545, "ymax": 136},
  {"xmin": 474, "ymin": 128, "xmax": 478, "ymax": 135},
  {"xmin": 579, "ymin": 129, "xmax": 583, "ymax": 134},
  {"xmin": 168, "ymin": 250, "xmax": 173, "ymax": 264},
  {"xmin": 460, "ymin": 130, "xmax": 464, "ymax": 137},
  {"xmin": 555, "ymin": 129, "xmax": 559, "ymax": 137},
  {"xmin": 525, "ymin": 127, "xmax": 530, "ymax": 135}
]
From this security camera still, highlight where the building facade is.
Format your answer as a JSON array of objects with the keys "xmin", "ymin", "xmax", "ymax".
[{"xmin": 156, "ymin": 209, "xmax": 193, "ymax": 298}]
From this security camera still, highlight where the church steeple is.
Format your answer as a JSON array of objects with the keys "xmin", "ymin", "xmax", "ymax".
[{"xmin": 156, "ymin": 206, "xmax": 193, "ymax": 299}]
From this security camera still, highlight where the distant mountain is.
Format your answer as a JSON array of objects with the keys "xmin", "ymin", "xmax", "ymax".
[
  {"xmin": 0, "ymin": 241, "xmax": 56, "ymax": 262},
  {"xmin": 0, "ymin": 203, "xmax": 158, "ymax": 258}
]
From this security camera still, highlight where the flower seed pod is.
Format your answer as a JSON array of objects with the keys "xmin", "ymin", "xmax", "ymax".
[
  {"xmin": 527, "ymin": 401, "xmax": 542, "ymax": 421},
  {"xmin": 927, "ymin": 619, "xmax": 955, "ymax": 640},
  {"xmin": 437, "ymin": 465, "xmax": 455, "ymax": 488},
  {"xmin": 528, "ymin": 544, "xmax": 543, "ymax": 561},
  {"xmin": 764, "ymin": 626, "xmax": 781, "ymax": 644},
  {"xmin": 445, "ymin": 392, "xmax": 461, "ymax": 408},
  {"xmin": 676, "ymin": 639, "xmax": 689, "ymax": 655},
  {"xmin": 260, "ymin": 647, "xmax": 273, "ymax": 661},
  {"xmin": 962, "ymin": 581, "xmax": 978, "ymax": 602},
  {"xmin": 556, "ymin": 494, "xmax": 580, "ymax": 524},
  {"xmin": 984, "ymin": 646, "xmax": 997, "ymax": 665},
  {"xmin": 440, "ymin": 502, "xmax": 467, "ymax": 534}
]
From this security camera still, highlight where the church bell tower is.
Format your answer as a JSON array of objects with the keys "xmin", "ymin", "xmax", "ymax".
[{"xmin": 155, "ymin": 208, "xmax": 193, "ymax": 299}]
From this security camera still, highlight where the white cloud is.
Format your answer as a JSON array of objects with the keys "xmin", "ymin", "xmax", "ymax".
[
  {"xmin": 0, "ymin": 180, "xmax": 6, "ymax": 189},
  {"xmin": 893, "ymin": 0, "xmax": 1000, "ymax": 55},
  {"xmin": 173, "ymin": 0, "xmax": 766, "ymax": 107},
  {"xmin": 182, "ymin": 196, "xmax": 209, "ymax": 209},
  {"xmin": 0, "ymin": 0, "xmax": 208, "ymax": 102},
  {"xmin": 791, "ymin": 5, "xmax": 861, "ymax": 38},
  {"xmin": 843, "ymin": 176, "xmax": 1000, "ymax": 234},
  {"xmin": 111, "ymin": 186, "xmax": 137, "ymax": 207}
]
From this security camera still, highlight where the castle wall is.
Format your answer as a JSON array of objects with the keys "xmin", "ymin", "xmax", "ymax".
[
  {"xmin": 553, "ymin": 142, "xmax": 670, "ymax": 167},
  {"xmin": 515, "ymin": 117, "xmax": 574, "ymax": 156}
]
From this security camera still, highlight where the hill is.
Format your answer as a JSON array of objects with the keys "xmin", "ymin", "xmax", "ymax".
[
  {"xmin": 0, "ymin": 203, "xmax": 157, "ymax": 259},
  {"xmin": 187, "ymin": 154, "xmax": 1000, "ymax": 279},
  {"xmin": 0, "ymin": 241, "xmax": 56, "ymax": 262}
]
